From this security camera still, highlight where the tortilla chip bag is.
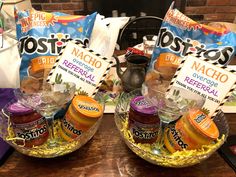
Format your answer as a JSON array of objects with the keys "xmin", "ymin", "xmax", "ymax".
[
  {"xmin": 145, "ymin": 4, "xmax": 236, "ymax": 86},
  {"xmin": 16, "ymin": 8, "xmax": 97, "ymax": 80}
]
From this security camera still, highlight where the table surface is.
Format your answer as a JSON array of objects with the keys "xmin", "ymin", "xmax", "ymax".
[{"xmin": 0, "ymin": 113, "xmax": 235, "ymax": 177}]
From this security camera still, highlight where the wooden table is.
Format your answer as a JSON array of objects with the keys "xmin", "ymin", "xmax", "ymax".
[{"xmin": 0, "ymin": 113, "xmax": 235, "ymax": 177}]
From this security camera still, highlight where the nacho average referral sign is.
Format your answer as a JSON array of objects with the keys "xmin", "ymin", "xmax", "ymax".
[
  {"xmin": 167, "ymin": 55, "xmax": 236, "ymax": 116},
  {"xmin": 47, "ymin": 41, "xmax": 113, "ymax": 96}
]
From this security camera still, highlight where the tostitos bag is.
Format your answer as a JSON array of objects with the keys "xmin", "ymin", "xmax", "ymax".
[
  {"xmin": 16, "ymin": 8, "xmax": 97, "ymax": 80},
  {"xmin": 145, "ymin": 4, "xmax": 236, "ymax": 86}
]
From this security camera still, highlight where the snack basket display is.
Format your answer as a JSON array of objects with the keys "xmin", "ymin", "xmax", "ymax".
[
  {"xmin": 114, "ymin": 89, "xmax": 229, "ymax": 167},
  {"xmin": 0, "ymin": 93, "xmax": 105, "ymax": 158}
]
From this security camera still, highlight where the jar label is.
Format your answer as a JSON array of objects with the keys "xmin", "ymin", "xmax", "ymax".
[
  {"xmin": 13, "ymin": 117, "xmax": 48, "ymax": 141},
  {"xmin": 61, "ymin": 117, "xmax": 83, "ymax": 139},
  {"xmin": 129, "ymin": 119, "xmax": 159, "ymax": 142},
  {"xmin": 165, "ymin": 125, "xmax": 189, "ymax": 151}
]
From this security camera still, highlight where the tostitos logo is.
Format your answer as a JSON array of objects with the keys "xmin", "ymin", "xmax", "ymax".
[
  {"xmin": 18, "ymin": 10, "xmax": 58, "ymax": 33},
  {"xmin": 19, "ymin": 33, "xmax": 88, "ymax": 56},
  {"xmin": 157, "ymin": 28, "xmax": 234, "ymax": 65}
]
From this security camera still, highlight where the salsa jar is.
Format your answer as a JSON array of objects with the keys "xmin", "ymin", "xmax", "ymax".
[
  {"xmin": 128, "ymin": 96, "xmax": 159, "ymax": 144},
  {"xmin": 60, "ymin": 95, "xmax": 103, "ymax": 142},
  {"xmin": 7, "ymin": 101, "xmax": 49, "ymax": 147},
  {"xmin": 164, "ymin": 109, "xmax": 219, "ymax": 153}
]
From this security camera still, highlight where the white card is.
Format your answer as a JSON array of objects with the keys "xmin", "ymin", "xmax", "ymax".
[
  {"xmin": 47, "ymin": 41, "xmax": 113, "ymax": 97},
  {"xmin": 167, "ymin": 55, "xmax": 236, "ymax": 116}
]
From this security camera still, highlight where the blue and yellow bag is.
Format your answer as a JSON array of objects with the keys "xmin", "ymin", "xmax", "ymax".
[
  {"xmin": 16, "ymin": 8, "xmax": 97, "ymax": 79},
  {"xmin": 146, "ymin": 5, "xmax": 236, "ymax": 83}
]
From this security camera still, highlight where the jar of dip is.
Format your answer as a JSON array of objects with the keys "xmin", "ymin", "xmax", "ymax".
[
  {"xmin": 164, "ymin": 109, "xmax": 219, "ymax": 153},
  {"xmin": 7, "ymin": 101, "xmax": 49, "ymax": 147},
  {"xmin": 60, "ymin": 95, "xmax": 103, "ymax": 141},
  {"xmin": 128, "ymin": 96, "xmax": 159, "ymax": 144}
]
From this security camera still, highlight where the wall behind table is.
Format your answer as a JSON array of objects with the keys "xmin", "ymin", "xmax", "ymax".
[
  {"xmin": 31, "ymin": 0, "xmax": 236, "ymax": 23},
  {"xmin": 31, "ymin": 0, "xmax": 174, "ymax": 17},
  {"xmin": 31, "ymin": 0, "xmax": 86, "ymax": 15},
  {"xmin": 185, "ymin": 0, "xmax": 236, "ymax": 23}
]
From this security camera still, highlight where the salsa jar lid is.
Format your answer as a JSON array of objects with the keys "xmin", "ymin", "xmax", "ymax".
[
  {"xmin": 130, "ymin": 96, "xmax": 157, "ymax": 115},
  {"xmin": 188, "ymin": 109, "xmax": 219, "ymax": 139},
  {"xmin": 7, "ymin": 101, "xmax": 34, "ymax": 116},
  {"xmin": 72, "ymin": 95, "xmax": 103, "ymax": 118}
]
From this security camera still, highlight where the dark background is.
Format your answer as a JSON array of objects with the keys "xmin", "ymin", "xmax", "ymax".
[{"xmin": 88, "ymin": 0, "xmax": 174, "ymax": 18}]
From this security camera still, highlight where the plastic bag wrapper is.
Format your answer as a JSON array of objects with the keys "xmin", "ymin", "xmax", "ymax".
[
  {"xmin": 0, "ymin": 34, "xmax": 21, "ymax": 88},
  {"xmin": 145, "ymin": 4, "xmax": 236, "ymax": 90},
  {"xmin": 1, "ymin": 0, "xmax": 32, "ymax": 32},
  {"xmin": 0, "ymin": 8, "xmax": 15, "ymax": 32},
  {"xmin": 89, "ymin": 14, "xmax": 129, "ymax": 59},
  {"xmin": 16, "ymin": 8, "xmax": 97, "ymax": 80}
]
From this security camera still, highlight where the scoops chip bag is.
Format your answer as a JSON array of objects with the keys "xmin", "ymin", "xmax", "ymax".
[
  {"xmin": 145, "ymin": 5, "xmax": 236, "ymax": 85},
  {"xmin": 16, "ymin": 8, "xmax": 97, "ymax": 79}
]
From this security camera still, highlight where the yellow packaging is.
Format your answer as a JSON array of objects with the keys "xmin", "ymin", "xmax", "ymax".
[
  {"xmin": 60, "ymin": 95, "xmax": 103, "ymax": 141},
  {"xmin": 164, "ymin": 109, "xmax": 219, "ymax": 153}
]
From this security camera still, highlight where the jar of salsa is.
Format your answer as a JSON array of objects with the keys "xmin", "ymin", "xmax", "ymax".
[
  {"xmin": 128, "ymin": 96, "xmax": 159, "ymax": 144},
  {"xmin": 7, "ymin": 101, "xmax": 49, "ymax": 147},
  {"xmin": 164, "ymin": 109, "xmax": 219, "ymax": 153},
  {"xmin": 60, "ymin": 95, "xmax": 103, "ymax": 142}
]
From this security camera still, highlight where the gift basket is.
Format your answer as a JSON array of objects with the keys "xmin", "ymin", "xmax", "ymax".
[
  {"xmin": 0, "ymin": 1, "xmax": 130, "ymax": 158},
  {"xmin": 0, "ymin": 32, "xmax": 106, "ymax": 158},
  {"xmin": 114, "ymin": 89, "xmax": 229, "ymax": 167},
  {"xmin": 0, "ymin": 92, "xmax": 105, "ymax": 158},
  {"xmin": 113, "ymin": 3, "xmax": 236, "ymax": 168}
]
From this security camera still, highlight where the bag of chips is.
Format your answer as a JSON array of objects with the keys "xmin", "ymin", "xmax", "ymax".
[
  {"xmin": 16, "ymin": 8, "xmax": 97, "ymax": 79},
  {"xmin": 145, "ymin": 5, "xmax": 236, "ymax": 86}
]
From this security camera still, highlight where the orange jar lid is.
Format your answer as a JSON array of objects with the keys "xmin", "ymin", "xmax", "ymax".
[
  {"xmin": 72, "ymin": 95, "xmax": 103, "ymax": 119},
  {"xmin": 187, "ymin": 109, "xmax": 219, "ymax": 140}
]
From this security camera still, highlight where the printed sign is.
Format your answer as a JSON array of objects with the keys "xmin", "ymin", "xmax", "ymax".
[
  {"xmin": 47, "ymin": 41, "xmax": 113, "ymax": 97},
  {"xmin": 167, "ymin": 55, "xmax": 236, "ymax": 116}
]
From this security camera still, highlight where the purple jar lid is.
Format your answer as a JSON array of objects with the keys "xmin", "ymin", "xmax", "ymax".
[
  {"xmin": 130, "ymin": 96, "xmax": 157, "ymax": 115},
  {"xmin": 7, "ymin": 101, "xmax": 34, "ymax": 116}
]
